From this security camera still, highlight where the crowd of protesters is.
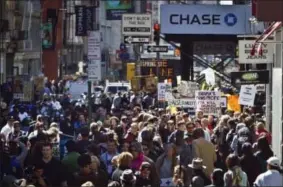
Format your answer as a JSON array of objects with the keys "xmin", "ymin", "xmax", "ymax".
[{"xmin": 0, "ymin": 79, "xmax": 282, "ymax": 187}]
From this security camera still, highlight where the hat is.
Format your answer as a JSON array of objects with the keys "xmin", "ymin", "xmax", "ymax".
[
  {"xmin": 267, "ymin": 156, "xmax": 281, "ymax": 167},
  {"xmin": 120, "ymin": 169, "xmax": 136, "ymax": 182},
  {"xmin": 141, "ymin": 162, "xmax": 151, "ymax": 169},
  {"xmin": 188, "ymin": 158, "xmax": 206, "ymax": 170},
  {"xmin": 7, "ymin": 116, "xmax": 14, "ymax": 121}
]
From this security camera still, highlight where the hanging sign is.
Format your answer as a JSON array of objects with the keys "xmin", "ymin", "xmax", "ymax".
[
  {"xmin": 231, "ymin": 70, "xmax": 269, "ymax": 85},
  {"xmin": 238, "ymin": 40, "xmax": 273, "ymax": 64},
  {"xmin": 86, "ymin": 6, "xmax": 95, "ymax": 31},
  {"xmin": 75, "ymin": 6, "xmax": 87, "ymax": 36}
]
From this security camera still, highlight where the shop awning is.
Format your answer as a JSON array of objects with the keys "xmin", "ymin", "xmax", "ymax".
[{"xmin": 251, "ymin": 21, "xmax": 282, "ymax": 55}]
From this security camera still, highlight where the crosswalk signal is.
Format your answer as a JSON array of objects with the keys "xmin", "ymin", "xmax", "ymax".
[{"xmin": 153, "ymin": 23, "xmax": 160, "ymax": 45}]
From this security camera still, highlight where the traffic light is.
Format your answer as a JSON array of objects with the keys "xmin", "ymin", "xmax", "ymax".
[{"xmin": 153, "ymin": 23, "xmax": 160, "ymax": 45}]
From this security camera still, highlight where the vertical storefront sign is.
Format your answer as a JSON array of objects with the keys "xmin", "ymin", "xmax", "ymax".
[
  {"xmin": 75, "ymin": 6, "xmax": 87, "ymax": 36},
  {"xmin": 42, "ymin": 23, "xmax": 53, "ymax": 49},
  {"xmin": 42, "ymin": 8, "xmax": 57, "ymax": 50},
  {"xmin": 86, "ymin": 6, "xmax": 95, "ymax": 31}
]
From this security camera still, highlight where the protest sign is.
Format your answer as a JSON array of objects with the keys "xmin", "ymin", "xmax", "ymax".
[
  {"xmin": 239, "ymin": 85, "xmax": 256, "ymax": 106},
  {"xmin": 157, "ymin": 83, "xmax": 171, "ymax": 101},
  {"xmin": 168, "ymin": 97, "xmax": 226, "ymax": 109},
  {"xmin": 195, "ymin": 91, "xmax": 221, "ymax": 115}
]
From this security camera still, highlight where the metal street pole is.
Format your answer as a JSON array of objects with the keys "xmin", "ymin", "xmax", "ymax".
[{"xmin": 87, "ymin": 80, "xmax": 92, "ymax": 123}]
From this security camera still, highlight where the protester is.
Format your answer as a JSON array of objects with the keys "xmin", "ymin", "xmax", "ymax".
[{"xmin": 0, "ymin": 79, "xmax": 281, "ymax": 187}]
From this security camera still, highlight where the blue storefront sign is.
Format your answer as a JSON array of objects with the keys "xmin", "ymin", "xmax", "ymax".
[
  {"xmin": 105, "ymin": 0, "xmax": 134, "ymax": 20},
  {"xmin": 160, "ymin": 5, "xmax": 251, "ymax": 35}
]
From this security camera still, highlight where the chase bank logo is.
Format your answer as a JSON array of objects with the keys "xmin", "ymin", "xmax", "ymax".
[{"xmin": 224, "ymin": 13, "xmax": 237, "ymax": 26}]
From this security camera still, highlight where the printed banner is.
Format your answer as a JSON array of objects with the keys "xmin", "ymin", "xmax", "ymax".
[
  {"xmin": 168, "ymin": 97, "xmax": 227, "ymax": 109},
  {"xmin": 195, "ymin": 91, "xmax": 221, "ymax": 116},
  {"xmin": 106, "ymin": 0, "xmax": 133, "ymax": 20},
  {"xmin": 75, "ymin": 6, "xmax": 87, "ymax": 36}
]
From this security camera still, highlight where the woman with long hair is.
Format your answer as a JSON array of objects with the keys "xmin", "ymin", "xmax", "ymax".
[
  {"xmin": 224, "ymin": 154, "xmax": 249, "ymax": 187},
  {"xmin": 111, "ymin": 152, "xmax": 133, "ymax": 182},
  {"xmin": 172, "ymin": 165, "xmax": 187, "ymax": 187},
  {"xmin": 156, "ymin": 143, "xmax": 178, "ymax": 183}
]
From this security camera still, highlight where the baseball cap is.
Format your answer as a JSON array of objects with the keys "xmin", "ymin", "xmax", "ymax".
[{"xmin": 267, "ymin": 156, "xmax": 280, "ymax": 167}]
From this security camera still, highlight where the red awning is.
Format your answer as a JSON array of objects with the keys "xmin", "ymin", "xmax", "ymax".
[{"xmin": 251, "ymin": 21, "xmax": 282, "ymax": 55}]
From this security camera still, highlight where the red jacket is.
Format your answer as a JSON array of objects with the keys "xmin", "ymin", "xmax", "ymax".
[{"xmin": 256, "ymin": 129, "xmax": 272, "ymax": 144}]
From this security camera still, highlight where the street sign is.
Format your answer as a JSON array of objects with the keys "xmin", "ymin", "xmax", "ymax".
[
  {"xmin": 122, "ymin": 14, "xmax": 152, "ymax": 36},
  {"xmin": 88, "ymin": 60, "xmax": 101, "ymax": 81},
  {"xmin": 88, "ymin": 31, "xmax": 101, "ymax": 61},
  {"xmin": 147, "ymin": 45, "xmax": 168, "ymax": 53},
  {"xmin": 141, "ymin": 42, "xmax": 181, "ymax": 60},
  {"xmin": 124, "ymin": 36, "xmax": 150, "ymax": 44}
]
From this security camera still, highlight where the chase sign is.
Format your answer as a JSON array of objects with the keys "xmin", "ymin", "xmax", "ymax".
[{"xmin": 161, "ymin": 5, "xmax": 251, "ymax": 35}]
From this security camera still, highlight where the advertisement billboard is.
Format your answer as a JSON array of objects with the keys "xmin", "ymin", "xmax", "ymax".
[
  {"xmin": 106, "ymin": 0, "xmax": 133, "ymax": 20},
  {"xmin": 160, "ymin": 4, "xmax": 251, "ymax": 35},
  {"xmin": 231, "ymin": 70, "xmax": 269, "ymax": 85}
]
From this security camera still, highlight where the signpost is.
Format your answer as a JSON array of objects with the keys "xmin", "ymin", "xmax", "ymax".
[
  {"xmin": 147, "ymin": 45, "xmax": 168, "ymax": 53},
  {"xmin": 124, "ymin": 36, "xmax": 150, "ymax": 44},
  {"xmin": 87, "ymin": 31, "xmax": 101, "ymax": 123}
]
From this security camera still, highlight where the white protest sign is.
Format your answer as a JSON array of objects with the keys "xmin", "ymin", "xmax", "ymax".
[
  {"xmin": 168, "ymin": 98, "xmax": 196, "ymax": 108},
  {"xmin": 195, "ymin": 91, "xmax": 221, "ymax": 115},
  {"xmin": 239, "ymin": 85, "xmax": 256, "ymax": 106},
  {"xmin": 158, "ymin": 83, "xmax": 166, "ymax": 101},
  {"xmin": 168, "ymin": 97, "xmax": 227, "ymax": 109},
  {"xmin": 177, "ymin": 81, "xmax": 199, "ymax": 97},
  {"xmin": 158, "ymin": 83, "xmax": 171, "ymax": 101},
  {"xmin": 238, "ymin": 40, "xmax": 273, "ymax": 64}
]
